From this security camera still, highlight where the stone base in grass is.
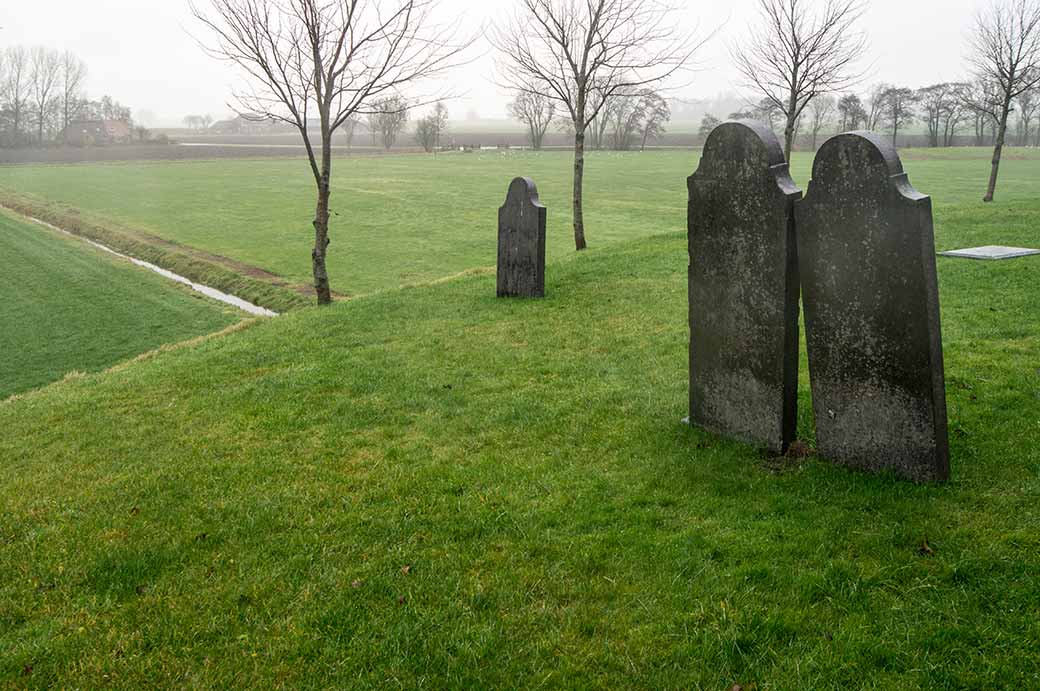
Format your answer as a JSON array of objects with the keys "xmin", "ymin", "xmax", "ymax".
[{"xmin": 938, "ymin": 246, "xmax": 1040, "ymax": 260}]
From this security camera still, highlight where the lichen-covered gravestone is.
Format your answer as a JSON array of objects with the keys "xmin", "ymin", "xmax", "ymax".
[
  {"xmin": 688, "ymin": 120, "xmax": 802, "ymax": 453},
  {"xmin": 795, "ymin": 132, "xmax": 949, "ymax": 482},
  {"xmin": 497, "ymin": 177, "xmax": 546, "ymax": 298}
]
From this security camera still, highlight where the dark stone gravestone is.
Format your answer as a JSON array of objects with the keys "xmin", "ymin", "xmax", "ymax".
[
  {"xmin": 795, "ymin": 131, "xmax": 949, "ymax": 482},
  {"xmin": 497, "ymin": 177, "xmax": 546, "ymax": 298},
  {"xmin": 688, "ymin": 120, "xmax": 801, "ymax": 453}
]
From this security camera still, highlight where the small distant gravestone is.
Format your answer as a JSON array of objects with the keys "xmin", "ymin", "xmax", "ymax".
[
  {"xmin": 497, "ymin": 176, "xmax": 546, "ymax": 298},
  {"xmin": 688, "ymin": 120, "xmax": 801, "ymax": 453},
  {"xmin": 939, "ymin": 245, "xmax": 1040, "ymax": 260},
  {"xmin": 795, "ymin": 131, "xmax": 949, "ymax": 482}
]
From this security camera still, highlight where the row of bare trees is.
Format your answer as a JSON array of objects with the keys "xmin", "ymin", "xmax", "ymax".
[
  {"xmin": 733, "ymin": 0, "xmax": 1040, "ymax": 202},
  {"xmin": 183, "ymin": 114, "xmax": 214, "ymax": 131},
  {"xmin": 491, "ymin": 0, "xmax": 701, "ymax": 250},
  {"xmin": 191, "ymin": 0, "xmax": 1040, "ymax": 305},
  {"xmin": 508, "ymin": 88, "xmax": 670, "ymax": 151},
  {"xmin": 707, "ymin": 78, "xmax": 1040, "ymax": 152},
  {"xmin": 0, "ymin": 46, "xmax": 90, "ymax": 147}
]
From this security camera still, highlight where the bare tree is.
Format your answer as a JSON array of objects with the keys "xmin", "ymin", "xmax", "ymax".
[
  {"xmin": 836, "ymin": 92, "xmax": 866, "ymax": 130},
  {"xmin": 734, "ymin": 0, "xmax": 867, "ymax": 160},
  {"xmin": 1017, "ymin": 86, "xmax": 1039, "ymax": 144},
  {"xmin": 192, "ymin": 0, "xmax": 467, "ymax": 304},
  {"xmin": 493, "ymin": 0, "xmax": 704, "ymax": 250},
  {"xmin": 413, "ymin": 102, "xmax": 446, "ymax": 152},
  {"xmin": 866, "ymin": 82, "xmax": 888, "ymax": 130},
  {"xmin": 342, "ymin": 116, "xmax": 359, "ymax": 150},
  {"xmin": 2, "ymin": 48, "xmax": 30, "ymax": 147},
  {"xmin": 917, "ymin": 83, "xmax": 960, "ymax": 147},
  {"xmin": 430, "ymin": 101, "xmax": 448, "ymax": 148},
  {"xmin": 967, "ymin": 0, "xmax": 1040, "ymax": 202},
  {"xmin": 370, "ymin": 94, "xmax": 409, "ymax": 149},
  {"xmin": 697, "ymin": 113, "xmax": 721, "ymax": 140},
  {"xmin": 752, "ymin": 96, "xmax": 783, "ymax": 132},
  {"xmin": 808, "ymin": 93, "xmax": 835, "ymax": 148},
  {"xmin": 60, "ymin": 51, "xmax": 87, "ymax": 131},
  {"xmin": 941, "ymin": 83, "xmax": 972, "ymax": 146},
  {"xmin": 607, "ymin": 92, "xmax": 645, "ymax": 150},
  {"xmin": 588, "ymin": 99, "xmax": 612, "ymax": 150},
  {"xmin": 638, "ymin": 89, "xmax": 669, "ymax": 150},
  {"xmin": 414, "ymin": 114, "xmax": 436, "ymax": 151},
  {"xmin": 29, "ymin": 47, "xmax": 61, "ymax": 146},
  {"xmin": 961, "ymin": 79, "xmax": 1000, "ymax": 145},
  {"xmin": 880, "ymin": 86, "xmax": 916, "ymax": 146},
  {"xmin": 507, "ymin": 90, "xmax": 556, "ymax": 150}
]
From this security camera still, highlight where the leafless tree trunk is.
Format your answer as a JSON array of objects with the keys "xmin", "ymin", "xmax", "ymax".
[
  {"xmin": 60, "ymin": 51, "xmax": 87, "ymax": 133},
  {"xmin": 193, "ymin": 0, "xmax": 467, "ymax": 305},
  {"xmin": 734, "ymin": 0, "xmax": 867, "ymax": 161},
  {"xmin": 493, "ymin": 0, "xmax": 704, "ymax": 251},
  {"xmin": 1017, "ymin": 88, "xmax": 1039, "ymax": 144},
  {"xmin": 967, "ymin": 0, "xmax": 1040, "ymax": 202},
  {"xmin": 1, "ymin": 48, "xmax": 31, "ymax": 147},
  {"xmin": 809, "ymin": 93, "xmax": 835, "ymax": 149},
  {"xmin": 29, "ymin": 48, "xmax": 60, "ymax": 146},
  {"xmin": 639, "ymin": 90, "xmax": 670, "ymax": 150},
  {"xmin": 866, "ymin": 82, "xmax": 889, "ymax": 130},
  {"xmin": 881, "ymin": 86, "xmax": 916, "ymax": 146},
  {"xmin": 507, "ymin": 91, "xmax": 556, "ymax": 150}
]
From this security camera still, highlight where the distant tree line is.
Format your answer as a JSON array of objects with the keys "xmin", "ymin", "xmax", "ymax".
[
  {"xmin": 508, "ymin": 87, "xmax": 671, "ymax": 152},
  {"xmin": 724, "ymin": 0, "xmax": 1040, "ymax": 202},
  {"xmin": 699, "ymin": 77, "xmax": 1040, "ymax": 153},
  {"xmin": 0, "ymin": 46, "xmax": 141, "ymax": 148}
]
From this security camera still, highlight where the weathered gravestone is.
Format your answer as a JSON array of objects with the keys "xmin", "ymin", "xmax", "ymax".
[
  {"xmin": 497, "ymin": 176, "xmax": 547, "ymax": 298},
  {"xmin": 688, "ymin": 120, "xmax": 801, "ymax": 453},
  {"xmin": 795, "ymin": 131, "xmax": 949, "ymax": 482}
]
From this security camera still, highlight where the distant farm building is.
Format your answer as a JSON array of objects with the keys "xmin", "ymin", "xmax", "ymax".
[
  {"xmin": 63, "ymin": 119, "xmax": 133, "ymax": 146},
  {"xmin": 210, "ymin": 115, "xmax": 297, "ymax": 135}
]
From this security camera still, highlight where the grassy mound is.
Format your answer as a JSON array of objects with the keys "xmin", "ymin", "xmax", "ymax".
[
  {"xmin": 0, "ymin": 192, "xmax": 311, "ymax": 314},
  {"xmin": 0, "ymin": 210, "xmax": 242, "ymax": 399},
  {"xmin": 1, "ymin": 227, "xmax": 1037, "ymax": 688}
]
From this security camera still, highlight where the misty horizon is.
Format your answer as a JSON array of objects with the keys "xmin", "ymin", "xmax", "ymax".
[{"xmin": 2, "ymin": 0, "xmax": 983, "ymax": 128}]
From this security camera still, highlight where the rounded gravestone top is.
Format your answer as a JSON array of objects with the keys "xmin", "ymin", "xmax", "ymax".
[
  {"xmin": 811, "ymin": 131, "xmax": 906, "ymax": 188},
  {"xmin": 701, "ymin": 120, "xmax": 787, "ymax": 170},
  {"xmin": 504, "ymin": 176, "xmax": 542, "ymax": 207}
]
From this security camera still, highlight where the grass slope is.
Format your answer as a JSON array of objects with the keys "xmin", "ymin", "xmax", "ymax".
[
  {"xmin": 1, "ymin": 225, "xmax": 1038, "ymax": 687},
  {"xmin": 4, "ymin": 148, "xmax": 1038, "ymax": 297},
  {"xmin": 0, "ymin": 211, "xmax": 241, "ymax": 399}
]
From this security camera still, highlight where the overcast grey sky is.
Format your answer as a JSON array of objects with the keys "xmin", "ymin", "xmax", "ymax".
[{"xmin": 2, "ymin": 0, "xmax": 981, "ymax": 126}]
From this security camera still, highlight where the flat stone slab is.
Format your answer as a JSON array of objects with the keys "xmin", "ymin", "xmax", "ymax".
[{"xmin": 938, "ymin": 245, "xmax": 1040, "ymax": 260}]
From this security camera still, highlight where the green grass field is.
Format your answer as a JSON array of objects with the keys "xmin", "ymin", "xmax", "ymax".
[
  {"xmin": 0, "ymin": 211, "xmax": 241, "ymax": 399},
  {"xmin": 3, "ymin": 148, "xmax": 1039, "ymax": 297},
  {"xmin": 0, "ymin": 147, "xmax": 1038, "ymax": 687}
]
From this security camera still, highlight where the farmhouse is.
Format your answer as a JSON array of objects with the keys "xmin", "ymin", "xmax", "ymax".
[{"xmin": 62, "ymin": 119, "xmax": 133, "ymax": 146}]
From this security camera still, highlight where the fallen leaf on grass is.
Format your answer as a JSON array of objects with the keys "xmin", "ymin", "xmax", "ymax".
[{"xmin": 401, "ymin": 564, "xmax": 412, "ymax": 576}]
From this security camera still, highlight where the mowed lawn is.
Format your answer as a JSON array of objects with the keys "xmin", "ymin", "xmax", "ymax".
[
  {"xmin": 3, "ymin": 147, "xmax": 1039, "ymax": 296},
  {"xmin": 1, "ymin": 148, "xmax": 1039, "ymax": 686},
  {"xmin": 0, "ymin": 211, "xmax": 241, "ymax": 398}
]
